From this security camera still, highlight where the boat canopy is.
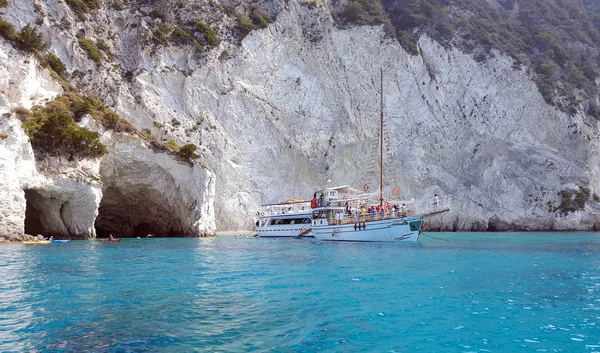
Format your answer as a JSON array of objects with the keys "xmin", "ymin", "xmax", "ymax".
[
  {"xmin": 314, "ymin": 185, "xmax": 365, "ymax": 196},
  {"xmin": 330, "ymin": 185, "xmax": 364, "ymax": 195}
]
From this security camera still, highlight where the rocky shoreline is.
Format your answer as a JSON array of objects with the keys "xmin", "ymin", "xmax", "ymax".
[{"xmin": 0, "ymin": 234, "xmax": 47, "ymax": 242}]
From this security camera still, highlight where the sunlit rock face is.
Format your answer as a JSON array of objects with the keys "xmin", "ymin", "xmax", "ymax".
[
  {"xmin": 0, "ymin": 38, "xmax": 63, "ymax": 236},
  {"xmin": 0, "ymin": 0, "xmax": 599, "ymax": 233},
  {"xmin": 24, "ymin": 179, "xmax": 102, "ymax": 239},
  {"xmin": 0, "ymin": 116, "xmax": 41, "ymax": 235},
  {"xmin": 95, "ymin": 134, "xmax": 215, "ymax": 237},
  {"xmin": 0, "ymin": 117, "xmax": 102, "ymax": 239}
]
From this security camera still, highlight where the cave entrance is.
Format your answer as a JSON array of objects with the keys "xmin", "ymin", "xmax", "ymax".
[
  {"xmin": 94, "ymin": 185, "xmax": 185, "ymax": 238},
  {"xmin": 24, "ymin": 189, "xmax": 47, "ymax": 236}
]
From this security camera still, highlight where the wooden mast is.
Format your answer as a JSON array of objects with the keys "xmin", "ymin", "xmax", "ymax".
[{"xmin": 379, "ymin": 68, "xmax": 384, "ymax": 208}]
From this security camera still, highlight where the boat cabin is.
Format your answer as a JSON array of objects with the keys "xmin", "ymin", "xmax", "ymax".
[
  {"xmin": 258, "ymin": 200, "xmax": 311, "ymax": 217},
  {"xmin": 312, "ymin": 185, "xmax": 366, "ymax": 208}
]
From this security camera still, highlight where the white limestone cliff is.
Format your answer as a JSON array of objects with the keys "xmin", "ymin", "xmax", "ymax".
[
  {"xmin": 0, "ymin": 28, "xmax": 215, "ymax": 237},
  {"xmin": 96, "ymin": 133, "xmax": 215, "ymax": 237},
  {"xmin": 0, "ymin": 0, "xmax": 599, "ymax": 234}
]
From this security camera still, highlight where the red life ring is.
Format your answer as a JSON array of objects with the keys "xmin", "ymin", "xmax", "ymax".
[
  {"xmin": 363, "ymin": 184, "xmax": 369, "ymax": 192},
  {"xmin": 392, "ymin": 187, "xmax": 399, "ymax": 195}
]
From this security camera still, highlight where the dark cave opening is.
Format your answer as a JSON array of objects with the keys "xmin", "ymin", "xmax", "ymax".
[
  {"xmin": 24, "ymin": 189, "xmax": 46, "ymax": 236},
  {"xmin": 94, "ymin": 186, "xmax": 186, "ymax": 238}
]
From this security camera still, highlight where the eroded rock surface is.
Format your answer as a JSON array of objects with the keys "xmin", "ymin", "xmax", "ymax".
[
  {"xmin": 95, "ymin": 134, "xmax": 215, "ymax": 237},
  {"xmin": 0, "ymin": 0, "xmax": 599, "ymax": 233}
]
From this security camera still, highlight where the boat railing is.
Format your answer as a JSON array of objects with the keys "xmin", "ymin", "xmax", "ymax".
[
  {"xmin": 259, "ymin": 202, "xmax": 312, "ymax": 216},
  {"xmin": 323, "ymin": 209, "xmax": 418, "ymax": 226},
  {"xmin": 321, "ymin": 195, "xmax": 452, "ymax": 226}
]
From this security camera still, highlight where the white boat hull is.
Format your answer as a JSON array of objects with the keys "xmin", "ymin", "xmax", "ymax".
[
  {"xmin": 257, "ymin": 224, "xmax": 313, "ymax": 238},
  {"xmin": 312, "ymin": 218, "xmax": 422, "ymax": 242}
]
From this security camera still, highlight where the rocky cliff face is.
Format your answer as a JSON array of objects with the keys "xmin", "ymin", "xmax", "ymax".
[
  {"xmin": 0, "ymin": 0, "xmax": 599, "ymax": 234},
  {"xmin": 96, "ymin": 133, "xmax": 215, "ymax": 237},
  {"xmin": 0, "ymin": 20, "xmax": 215, "ymax": 238}
]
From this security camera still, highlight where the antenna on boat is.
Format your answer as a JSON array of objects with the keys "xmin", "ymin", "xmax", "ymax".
[{"xmin": 379, "ymin": 68, "xmax": 384, "ymax": 208}]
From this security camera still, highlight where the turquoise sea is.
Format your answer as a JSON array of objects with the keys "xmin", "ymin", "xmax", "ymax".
[{"xmin": 1, "ymin": 232, "xmax": 600, "ymax": 352}]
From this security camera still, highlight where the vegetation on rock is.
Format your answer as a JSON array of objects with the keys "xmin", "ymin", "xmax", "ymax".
[
  {"xmin": 0, "ymin": 17, "xmax": 15, "ymax": 41},
  {"xmin": 65, "ymin": 0, "xmax": 100, "ymax": 21},
  {"xmin": 152, "ymin": 24, "xmax": 171, "ymax": 45},
  {"xmin": 41, "ymin": 53, "xmax": 67, "ymax": 78},
  {"xmin": 113, "ymin": 0, "xmax": 124, "ymax": 10},
  {"xmin": 16, "ymin": 93, "xmax": 135, "ymax": 160},
  {"xmin": 336, "ymin": 0, "xmax": 394, "ymax": 37},
  {"xmin": 192, "ymin": 19, "xmax": 220, "ymax": 47},
  {"xmin": 16, "ymin": 101, "xmax": 106, "ymax": 161},
  {"xmin": 178, "ymin": 143, "xmax": 200, "ymax": 160},
  {"xmin": 249, "ymin": 4, "xmax": 272, "ymax": 29},
  {"xmin": 0, "ymin": 22, "xmax": 49, "ymax": 54},
  {"xmin": 552, "ymin": 186, "xmax": 591, "ymax": 214},
  {"xmin": 334, "ymin": 0, "xmax": 600, "ymax": 116},
  {"xmin": 78, "ymin": 38, "xmax": 104, "ymax": 64}
]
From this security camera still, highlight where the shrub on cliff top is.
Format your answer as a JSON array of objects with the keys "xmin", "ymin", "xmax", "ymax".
[
  {"xmin": 113, "ymin": 0, "xmax": 124, "ymax": 10},
  {"xmin": 17, "ymin": 98, "xmax": 107, "ymax": 161},
  {"xmin": 33, "ymin": 113, "xmax": 107, "ymax": 160},
  {"xmin": 234, "ymin": 13, "xmax": 254, "ymax": 40},
  {"xmin": 78, "ymin": 38, "xmax": 103, "ymax": 64},
  {"xmin": 192, "ymin": 19, "xmax": 220, "ymax": 47},
  {"xmin": 65, "ymin": 0, "xmax": 100, "ymax": 21},
  {"xmin": 0, "ymin": 17, "xmax": 15, "ymax": 41},
  {"xmin": 41, "ymin": 52, "xmax": 67, "ymax": 78},
  {"xmin": 249, "ymin": 5, "xmax": 272, "ymax": 29},
  {"xmin": 153, "ymin": 25, "xmax": 170, "ymax": 44},
  {"xmin": 66, "ymin": 0, "xmax": 89, "ymax": 21},
  {"xmin": 170, "ymin": 27, "xmax": 192, "ymax": 45},
  {"xmin": 16, "ymin": 24, "xmax": 49, "ymax": 53},
  {"xmin": 337, "ymin": 0, "xmax": 393, "ymax": 35},
  {"xmin": 0, "ymin": 21, "xmax": 49, "ymax": 55},
  {"xmin": 178, "ymin": 143, "xmax": 200, "ymax": 160},
  {"xmin": 554, "ymin": 187, "xmax": 591, "ymax": 214},
  {"xmin": 373, "ymin": 0, "xmax": 600, "ymax": 116},
  {"xmin": 150, "ymin": 9, "xmax": 166, "ymax": 22},
  {"xmin": 17, "ymin": 93, "xmax": 138, "ymax": 160},
  {"xmin": 19, "ymin": 93, "xmax": 134, "ymax": 139},
  {"xmin": 0, "ymin": 0, "xmax": 8, "ymax": 8},
  {"xmin": 66, "ymin": 93, "xmax": 135, "ymax": 133}
]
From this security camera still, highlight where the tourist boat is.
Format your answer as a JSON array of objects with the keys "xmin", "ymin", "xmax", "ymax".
[
  {"xmin": 310, "ymin": 69, "xmax": 451, "ymax": 242},
  {"xmin": 99, "ymin": 239, "xmax": 122, "ymax": 242},
  {"xmin": 256, "ymin": 200, "xmax": 313, "ymax": 238},
  {"xmin": 310, "ymin": 186, "xmax": 450, "ymax": 242}
]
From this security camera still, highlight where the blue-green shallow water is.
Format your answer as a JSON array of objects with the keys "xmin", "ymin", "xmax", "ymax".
[{"xmin": 1, "ymin": 233, "xmax": 600, "ymax": 352}]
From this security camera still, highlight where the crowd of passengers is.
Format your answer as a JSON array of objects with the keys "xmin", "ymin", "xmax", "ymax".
[{"xmin": 341, "ymin": 202, "xmax": 409, "ymax": 219}]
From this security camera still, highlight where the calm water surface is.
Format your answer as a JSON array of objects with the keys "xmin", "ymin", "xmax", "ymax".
[{"xmin": 1, "ymin": 232, "xmax": 600, "ymax": 352}]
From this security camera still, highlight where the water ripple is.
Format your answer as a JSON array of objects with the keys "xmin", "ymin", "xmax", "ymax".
[{"xmin": 1, "ymin": 234, "xmax": 600, "ymax": 352}]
